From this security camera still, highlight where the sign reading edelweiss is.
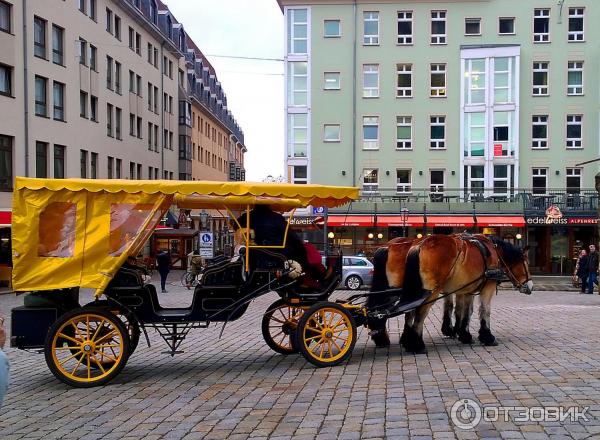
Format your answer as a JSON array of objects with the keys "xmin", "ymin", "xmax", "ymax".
[{"xmin": 526, "ymin": 204, "xmax": 598, "ymax": 225}]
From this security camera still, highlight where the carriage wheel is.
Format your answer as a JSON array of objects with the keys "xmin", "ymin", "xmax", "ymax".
[
  {"xmin": 295, "ymin": 302, "xmax": 357, "ymax": 368},
  {"xmin": 44, "ymin": 309, "xmax": 130, "ymax": 388},
  {"xmin": 84, "ymin": 301, "xmax": 140, "ymax": 358},
  {"xmin": 262, "ymin": 299, "xmax": 304, "ymax": 355}
]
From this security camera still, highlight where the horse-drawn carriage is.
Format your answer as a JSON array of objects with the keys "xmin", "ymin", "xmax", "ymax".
[{"xmin": 9, "ymin": 178, "xmax": 533, "ymax": 387}]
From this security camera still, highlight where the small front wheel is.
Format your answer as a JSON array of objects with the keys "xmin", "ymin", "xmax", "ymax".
[
  {"xmin": 262, "ymin": 299, "xmax": 304, "ymax": 355},
  {"xmin": 44, "ymin": 308, "xmax": 131, "ymax": 387},
  {"xmin": 295, "ymin": 302, "xmax": 357, "ymax": 368}
]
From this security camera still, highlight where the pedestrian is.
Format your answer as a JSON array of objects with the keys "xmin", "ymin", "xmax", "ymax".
[
  {"xmin": 0, "ymin": 316, "xmax": 9, "ymax": 408},
  {"xmin": 574, "ymin": 249, "xmax": 588, "ymax": 293},
  {"xmin": 156, "ymin": 249, "xmax": 171, "ymax": 293},
  {"xmin": 586, "ymin": 244, "xmax": 599, "ymax": 294}
]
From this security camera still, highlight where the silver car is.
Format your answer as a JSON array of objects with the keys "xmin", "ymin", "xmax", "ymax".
[{"xmin": 341, "ymin": 256, "xmax": 374, "ymax": 290}]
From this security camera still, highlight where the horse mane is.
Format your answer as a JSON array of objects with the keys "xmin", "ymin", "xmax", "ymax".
[{"xmin": 489, "ymin": 236, "xmax": 523, "ymax": 264}]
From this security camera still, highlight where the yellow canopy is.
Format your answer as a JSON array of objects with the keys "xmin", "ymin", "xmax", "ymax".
[{"xmin": 11, "ymin": 177, "xmax": 358, "ymax": 295}]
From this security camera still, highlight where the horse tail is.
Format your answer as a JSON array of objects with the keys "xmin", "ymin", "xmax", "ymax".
[
  {"xmin": 403, "ymin": 247, "xmax": 423, "ymax": 300},
  {"xmin": 370, "ymin": 247, "xmax": 390, "ymax": 292}
]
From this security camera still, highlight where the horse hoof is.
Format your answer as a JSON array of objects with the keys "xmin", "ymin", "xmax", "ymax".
[
  {"xmin": 478, "ymin": 329, "xmax": 497, "ymax": 346},
  {"xmin": 441, "ymin": 325, "xmax": 456, "ymax": 338},
  {"xmin": 371, "ymin": 330, "xmax": 390, "ymax": 348},
  {"xmin": 458, "ymin": 332, "xmax": 473, "ymax": 344}
]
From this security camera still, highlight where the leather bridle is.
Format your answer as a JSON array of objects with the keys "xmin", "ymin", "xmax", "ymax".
[{"xmin": 495, "ymin": 247, "xmax": 532, "ymax": 292}]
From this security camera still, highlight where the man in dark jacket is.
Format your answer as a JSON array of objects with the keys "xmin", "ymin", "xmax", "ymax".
[
  {"xmin": 576, "ymin": 250, "xmax": 589, "ymax": 293},
  {"xmin": 587, "ymin": 244, "xmax": 599, "ymax": 294},
  {"xmin": 156, "ymin": 249, "xmax": 171, "ymax": 293}
]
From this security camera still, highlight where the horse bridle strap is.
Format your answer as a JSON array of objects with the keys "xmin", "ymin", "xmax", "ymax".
[{"xmin": 494, "ymin": 245, "xmax": 529, "ymax": 289}]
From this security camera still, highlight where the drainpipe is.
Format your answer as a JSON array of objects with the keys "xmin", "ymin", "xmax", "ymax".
[
  {"xmin": 22, "ymin": 0, "xmax": 29, "ymax": 176},
  {"xmin": 160, "ymin": 41, "xmax": 165, "ymax": 176},
  {"xmin": 351, "ymin": 0, "xmax": 357, "ymax": 184}
]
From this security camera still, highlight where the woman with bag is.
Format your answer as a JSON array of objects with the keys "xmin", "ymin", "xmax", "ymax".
[{"xmin": 575, "ymin": 249, "xmax": 588, "ymax": 293}]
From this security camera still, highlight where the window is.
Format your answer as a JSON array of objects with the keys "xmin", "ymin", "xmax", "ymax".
[
  {"xmin": 499, "ymin": 17, "xmax": 515, "ymax": 35},
  {"xmin": 430, "ymin": 116, "xmax": 445, "ymax": 149},
  {"xmin": 532, "ymin": 168, "xmax": 547, "ymax": 194},
  {"xmin": 362, "ymin": 116, "xmax": 379, "ymax": 150},
  {"xmin": 153, "ymin": 86, "xmax": 158, "ymax": 113},
  {"xmin": 493, "ymin": 111, "xmax": 512, "ymax": 156},
  {"xmin": 136, "ymin": 75, "xmax": 142, "ymax": 97},
  {"xmin": 532, "ymin": 116, "xmax": 548, "ymax": 149},
  {"xmin": 532, "ymin": 62, "xmax": 548, "ymax": 95},
  {"xmin": 108, "ymin": 156, "xmax": 114, "ymax": 179},
  {"xmin": 34, "ymin": 76, "xmax": 47, "ymax": 117},
  {"xmin": 129, "ymin": 113, "xmax": 135, "ymax": 136},
  {"xmin": 149, "ymin": 0, "xmax": 158, "ymax": 24},
  {"xmin": 464, "ymin": 166, "xmax": 484, "ymax": 196},
  {"xmin": 430, "ymin": 63, "xmax": 446, "ymax": 97},
  {"xmin": 115, "ymin": 158, "xmax": 121, "ymax": 178},
  {"xmin": 115, "ymin": 107, "xmax": 122, "ymax": 140},
  {"xmin": 115, "ymin": 62, "xmax": 121, "ymax": 93},
  {"xmin": 79, "ymin": 91, "xmax": 88, "ymax": 118},
  {"xmin": 54, "ymin": 145, "xmax": 65, "ymax": 179},
  {"xmin": 168, "ymin": 60, "xmax": 173, "ymax": 79},
  {"xmin": 363, "ymin": 64, "xmax": 379, "ymax": 98},
  {"xmin": 363, "ymin": 12, "xmax": 379, "ymax": 45},
  {"xmin": 494, "ymin": 57, "xmax": 513, "ymax": 103},
  {"xmin": 0, "ymin": 1, "xmax": 11, "ymax": 33},
  {"xmin": 464, "ymin": 58, "xmax": 485, "ymax": 104},
  {"xmin": 128, "ymin": 27, "xmax": 134, "ymax": 50},
  {"xmin": 136, "ymin": 117, "xmax": 142, "ymax": 139},
  {"xmin": 34, "ymin": 16, "xmax": 46, "ymax": 59},
  {"xmin": 52, "ymin": 82, "xmax": 65, "ymax": 121},
  {"xmin": 135, "ymin": 33, "xmax": 141, "ymax": 56},
  {"xmin": 534, "ymin": 9, "xmax": 550, "ymax": 43},
  {"xmin": 35, "ymin": 142, "xmax": 48, "ymax": 178},
  {"xmin": 90, "ymin": 95, "xmax": 97, "ymax": 122},
  {"xmin": 323, "ymin": 124, "xmax": 340, "ymax": 142},
  {"xmin": 129, "ymin": 162, "xmax": 135, "ymax": 179},
  {"xmin": 324, "ymin": 20, "xmax": 340, "ymax": 37},
  {"xmin": 147, "ymin": 122, "xmax": 153, "ymax": 150},
  {"xmin": 292, "ymin": 165, "xmax": 307, "ymax": 185},
  {"xmin": 52, "ymin": 25, "xmax": 64, "ymax": 65},
  {"xmin": 396, "ymin": 170, "xmax": 411, "ymax": 193},
  {"xmin": 89, "ymin": 0, "xmax": 96, "ymax": 20},
  {"xmin": 106, "ymin": 8, "xmax": 113, "ymax": 33},
  {"xmin": 89, "ymin": 45, "xmax": 97, "ymax": 71},
  {"xmin": 493, "ymin": 165, "xmax": 510, "ymax": 196},
  {"xmin": 396, "ymin": 64, "xmax": 412, "ymax": 97},
  {"xmin": 288, "ymin": 62, "xmax": 307, "ymax": 106},
  {"xmin": 431, "ymin": 11, "xmax": 446, "ymax": 44},
  {"xmin": 430, "ymin": 170, "xmax": 444, "ymax": 195},
  {"xmin": 465, "ymin": 112, "xmax": 485, "ymax": 157},
  {"xmin": 90, "ymin": 152, "xmax": 97, "ymax": 179},
  {"xmin": 0, "ymin": 135, "xmax": 11, "ymax": 190},
  {"xmin": 324, "ymin": 72, "xmax": 340, "ymax": 90},
  {"xmin": 114, "ymin": 16, "xmax": 121, "ymax": 40},
  {"xmin": 129, "ymin": 70, "xmax": 134, "ymax": 93},
  {"xmin": 363, "ymin": 169, "xmax": 378, "ymax": 193},
  {"xmin": 397, "ymin": 11, "xmax": 413, "ymax": 44},
  {"xmin": 566, "ymin": 168, "xmax": 581, "ymax": 193},
  {"xmin": 80, "ymin": 150, "xmax": 88, "ymax": 178},
  {"xmin": 0, "ymin": 64, "xmax": 11, "ymax": 96},
  {"xmin": 77, "ymin": 38, "xmax": 87, "ymax": 66},
  {"xmin": 396, "ymin": 116, "xmax": 412, "ymax": 150},
  {"xmin": 147, "ymin": 82, "xmax": 152, "ymax": 109},
  {"xmin": 287, "ymin": 9, "xmax": 307, "ymax": 54},
  {"xmin": 568, "ymin": 8, "xmax": 584, "ymax": 42},
  {"xmin": 147, "ymin": 43, "xmax": 152, "ymax": 64},
  {"xmin": 106, "ymin": 104, "xmax": 113, "ymax": 137},
  {"xmin": 567, "ymin": 61, "xmax": 583, "ymax": 95},
  {"xmin": 106, "ymin": 56, "xmax": 113, "ymax": 89},
  {"xmin": 465, "ymin": 18, "xmax": 481, "ymax": 35},
  {"xmin": 566, "ymin": 115, "xmax": 582, "ymax": 149}
]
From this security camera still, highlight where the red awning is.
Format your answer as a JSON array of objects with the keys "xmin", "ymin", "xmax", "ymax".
[
  {"xmin": 426, "ymin": 216, "xmax": 474, "ymax": 227},
  {"xmin": 327, "ymin": 215, "xmax": 374, "ymax": 227},
  {"xmin": 476, "ymin": 216, "xmax": 525, "ymax": 227},
  {"xmin": 0, "ymin": 211, "xmax": 11, "ymax": 226},
  {"xmin": 377, "ymin": 215, "xmax": 424, "ymax": 227}
]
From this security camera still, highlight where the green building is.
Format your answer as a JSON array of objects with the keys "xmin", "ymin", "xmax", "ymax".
[{"xmin": 278, "ymin": 0, "xmax": 599, "ymax": 275}]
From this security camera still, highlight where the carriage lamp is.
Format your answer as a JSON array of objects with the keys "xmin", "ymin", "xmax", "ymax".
[
  {"xmin": 368, "ymin": 232, "xmax": 374, "ymax": 239},
  {"xmin": 516, "ymin": 233, "xmax": 522, "ymax": 240},
  {"xmin": 327, "ymin": 231, "xmax": 335, "ymax": 239},
  {"xmin": 377, "ymin": 233, "xmax": 383, "ymax": 239}
]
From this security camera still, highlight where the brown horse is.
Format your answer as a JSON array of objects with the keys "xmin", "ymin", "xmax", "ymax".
[{"xmin": 368, "ymin": 234, "xmax": 532, "ymax": 353}]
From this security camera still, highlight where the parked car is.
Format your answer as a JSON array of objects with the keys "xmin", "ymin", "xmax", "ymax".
[{"xmin": 323, "ymin": 255, "xmax": 374, "ymax": 290}]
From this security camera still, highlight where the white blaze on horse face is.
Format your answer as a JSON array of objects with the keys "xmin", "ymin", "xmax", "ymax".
[{"xmin": 526, "ymin": 280, "xmax": 534, "ymax": 293}]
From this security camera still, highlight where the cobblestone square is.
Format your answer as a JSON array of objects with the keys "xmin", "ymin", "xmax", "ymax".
[{"xmin": 1, "ymin": 275, "xmax": 599, "ymax": 439}]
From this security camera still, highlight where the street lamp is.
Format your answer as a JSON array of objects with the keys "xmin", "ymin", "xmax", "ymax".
[
  {"xmin": 400, "ymin": 207, "xmax": 409, "ymax": 238},
  {"xmin": 199, "ymin": 210, "xmax": 211, "ymax": 231},
  {"xmin": 327, "ymin": 231, "xmax": 335, "ymax": 239},
  {"xmin": 377, "ymin": 233, "xmax": 383, "ymax": 239},
  {"xmin": 367, "ymin": 232, "xmax": 374, "ymax": 239}
]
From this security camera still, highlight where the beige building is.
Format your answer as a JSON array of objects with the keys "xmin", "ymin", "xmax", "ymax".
[{"xmin": 0, "ymin": 0, "xmax": 246, "ymax": 221}]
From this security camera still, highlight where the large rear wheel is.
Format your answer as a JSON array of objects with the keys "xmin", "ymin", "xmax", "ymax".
[
  {"xmin": 295, "ymin": 302, "xmax": 357, "ymax": 368},
  {"xmin": 44, "ymin": 308, "xmax": 131, "ymax": 387},
  {"xmin": 262, "ymin": 299, "xmax": 304, "ymax": 355}
]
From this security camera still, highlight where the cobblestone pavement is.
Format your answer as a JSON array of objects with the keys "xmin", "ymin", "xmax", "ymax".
[{"xmin": 1, "ymin": 273, "xmax": 599, "ymax": 439}]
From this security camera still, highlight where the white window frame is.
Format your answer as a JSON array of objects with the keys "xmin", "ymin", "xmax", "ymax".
[
  {"xmin": 292, "ymin": 165, "xmax": 308, "ymax": 184},
  {"xmin": 465, "ymin": 18, "xmax": 481, "ymax": 36},
  {"xmin": 430, "ymin": 11, "xmax": 446, "ymax": 45},
  {"xmin": 363, "ymin": 11, "xmax": 379, "ymax": 45},
  {"xmin": 493, "ymin": 57, "xmax": 512, "ymax": 104},
  {"xmin": 396, "ymin": 169, "xmax": 412, "ymax": 194},
  {"xmin": 323, "ymin": 19, "xmax": 341, "ymax": 38},
  {"xmin": 362, "ymin": 116, "xmax": 379, "ymax": 150},
  {"xmin": 465, "ymin": 112, "xmax": 486, "ymax": 157},
  {"xmin": 396, "ymin": 63, "xmax": 412, "ymax": 97},
  {"xmin": 288, "ymin": 8, "xmax": 308, "ymax": 54},
  {"xmin": 566, "ymin": 168, "xmax": 582, "ymax": 193},
  {"xmin": 465, "ymin": 58, "xmax": 486, "ymax": 105},
  {"xmin": 531, "ymin": 115, "xmax": 548, "ymax": 149},
  {"xmin": 532, "ymin": 168, "xmax": 547, "ymax": 194},
  {"xmin": 362, "ymin": 64, "xmax": 379, "ymax": 98},
  {"xmin": 532, "ymin": 62, "xmax": 549, "ymax": 96},
  {"xmin": 568, "ymin": 7, "xmax": 584, "ymax": 42},
  {"xmin": 465, "ymin": 165, "xmax": 485, "ymax": 197},
  {"xmin": 288, "ymin": 61, "xmax": 308, "ymax": 106},
  {"xmin": 533, "ymin": 9, "xmax": 550, "ymax": 43},
  {"xmin": 323, "ymin": 124, "xmax": 341, "ymax": 142},
  {"xmin": 498, "ymin": 17, "xmax": 515, "ymax": 35},
  {"xmin": 396, "ymin": 116, "xmax": 412, "ymax": 150},
  {"xmin": 362, "ymin": 169, "xmax": 379, "ymax": 194},
  {"xmin": 492, "ymin": 164, "xmax": 510, "ymax": 196},
  {"xmin": 430, "ymin": 63, "xmax": 446, "ymax": 97},
  {"xmin": 567, "ymin": 61, "xmax": 583, "ymax": 95},
  {"xmin": 287, "ymin": 113, "xmax": 308, "ymax": 158},
  {"xmin": 430, "ymin": 116, "xmax": 446, "ymax": 149},
  {"xmin": 430, "ymin": 170, "xmax": 445, "ymax": 194},
  {"xmin": 397, "ymin": 11, "xmax": 413, "ymax": 45},
  {"xmin": 323, "ymin": 71, "xmax": 340, "ymax": 90},
  {"xmin": 566, "ymin": 114, "xmax": 582, "ymax": 149}
]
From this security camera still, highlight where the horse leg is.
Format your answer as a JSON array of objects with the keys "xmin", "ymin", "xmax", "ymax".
[
  {"xmin": 441, "ymin": 295, "xmax": 455, "ymax": 338},
  {"xmin": 454, "ymin": 294, "xmax": 474, "ymax": 344},
  {"xmin": 478, "ymin": 282, "xmax": 498, "ymax": 346},
  {"xmin": 405, "ymin": 299, "xmax": 438, "ymax": 354},
  {"xmin": 400, "ymin": 310, "xmax": 415, "ymax": 349}
]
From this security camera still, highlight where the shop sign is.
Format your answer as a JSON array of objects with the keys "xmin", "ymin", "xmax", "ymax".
[
  {"xmin": 567, "ymin": 218, "xmax": 598, "ymax": 225},
  {"xmin": 526, "ymin": 204, "xmax": 598, "ymax": 225},
  {"xmin": 290, "ymin": 217, "xmax": 316, "ymax": 226}
]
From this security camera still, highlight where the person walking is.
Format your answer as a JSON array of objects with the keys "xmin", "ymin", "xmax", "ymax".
[
  {"xmin": 156, "ymin": 249, "xmax": 171, "ymax": 293},
  {"xmin": 575, "ymin": 249, "xmax": 588, "ymax": 293},
  {"xmin": 0, "ymin": 316, "xmax": 9, "ymax": 408},
  {"xmin": 586, "ymin": 244, "xmax": 599, "ymax": 294}
]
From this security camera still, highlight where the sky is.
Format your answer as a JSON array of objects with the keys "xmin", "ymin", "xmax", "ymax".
[{"xmin": 165, "ymin": 0, "xmax": 285, "ymax": 182}]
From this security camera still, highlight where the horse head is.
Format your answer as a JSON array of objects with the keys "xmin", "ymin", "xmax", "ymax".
[{"xmin": 492, "ymin": 237, "xmax": 533, "ymax": 294}]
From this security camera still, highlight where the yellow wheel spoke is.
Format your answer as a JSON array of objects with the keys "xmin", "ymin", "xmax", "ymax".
[
  {"xmin": 71, "ymin": 322, "xmax": 84, "ymax": 338},
  {"xmin": 91, "ymin": 319, "xmax": 106, "ymax": 342},
  {"xmin": 306, "ymin": 325, "xmax": 321, "ymax": 333},
  {"xmin": 319, "ymin": 341, "xmax": 325, "ymax": 359},
  {"xmin": 331, "ymin": 339, "xmax": 343, "ymax": 353},
  {"xmin": 87, "ymin": 354, "xmax": 91, "ymax": 379},
  {"xmin": 304, "ymin": 334, "xmax": 322, "ymax": 342},
  {"xmin": 95, "ymin": 344, "xmax": 121, "ymax": 349},
  {"xmin": 58, "ymin": 350, "xmax": 83, "ymax": 366},
  {"xmin": 99, "ymin": 351, "xmax": 118, "ymax": 362},
  {"xmin": 95, "ymin": 329, "xmax": 117, "ymax": 344},
  {"xmin": 70, "ymin": 354, "xmax": 85, "ymax": 375},
  {"xmin": 331, "ymin": 319, "xmax": 346, "ymax": 330},
  {"xmin": 55, "ymin": 346, "xmax": 81, "ymax": 350},
  {"xmin": 327, "ymin": 340, "xmax": 333, "ymax": 357},
  {"xmin": 91, "ymin": 357, "xmax": 106, "ymax": 374},
  {"xmin": 86, "ymin": 316, "xmax": 90, "ymax": 339},
  {"xmin": 57, "ymin": 333, "xmax": 81, "ymax": 345},
  {"xmin": 333, "ymin": 327, "xmax": 348, "ymax": 334}
]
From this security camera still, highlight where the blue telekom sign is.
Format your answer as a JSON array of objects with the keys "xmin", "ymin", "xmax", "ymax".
[{"xmin": 313, "ymin": 206, "xmax": 326, "ymax": 215}]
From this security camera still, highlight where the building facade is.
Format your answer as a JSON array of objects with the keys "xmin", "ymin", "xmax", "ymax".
[{"xmin": 278, "ymin": 0, "xmax": 600, "ymax": 274}]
